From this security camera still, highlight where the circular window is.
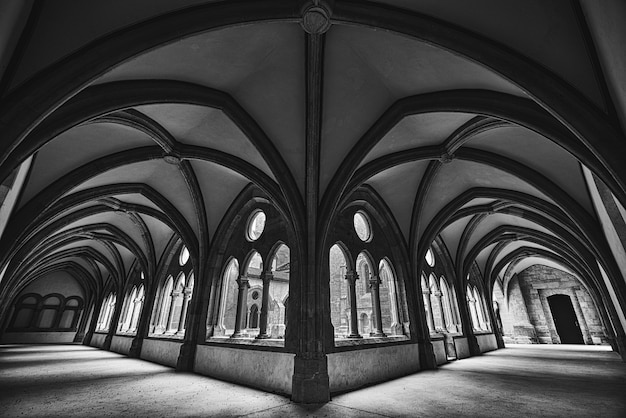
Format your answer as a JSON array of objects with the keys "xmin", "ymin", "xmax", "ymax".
[
  {"xmin": 247, "ymin": 210, "xmax": 266, "ymax": 241},
  {"xmin": 252, "ymin": 291, "xmax": 259, "ymax": 300},
  {"xmin": 179, "ymin": 246, "xmax": 190, "ymax": 266},
  {"xmin": 353, "ymin": 211, "xmax": 372, "ymax": 242},
  {"xmin": 425, "ymin": 248, "xmax": 435, "ymax": 267}
]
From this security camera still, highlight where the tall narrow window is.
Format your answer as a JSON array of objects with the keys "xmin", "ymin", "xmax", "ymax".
[
  {"xmin": 218, "ymin": 259, "xmax": 239, "ymax": 336},
  {"xmin": 329, "ymin": 244, "xmax": 350, "ymax": 338},
  {"xmin": 379, "ymin": 259, "xmax": 401, "ymax": 335},
  {"xmin": 267, "ymin": 244, "xmax": 290, "ymax": 338}
]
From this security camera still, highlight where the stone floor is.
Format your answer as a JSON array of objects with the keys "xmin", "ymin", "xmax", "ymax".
[{"xmin": 1, "ymin": 343, "xmax": 625, "ymax": 417}]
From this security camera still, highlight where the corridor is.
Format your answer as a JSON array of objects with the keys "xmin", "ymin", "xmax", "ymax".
[{"xmin": 1, "ymin": 344, "xmax": 624, "ymax": 417}]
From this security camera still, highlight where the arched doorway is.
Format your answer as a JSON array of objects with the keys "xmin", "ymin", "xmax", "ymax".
[{"xmin": 548, "ymin": 295, "xmax": 584, "ymax": 344}]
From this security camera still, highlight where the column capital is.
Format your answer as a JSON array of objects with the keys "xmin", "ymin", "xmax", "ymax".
[
  {"xmin": 344, "ymin": 271, "xmax": 359, "ymax": 284},
  {"xmin": 369, "ymin": 275, "xmax": 381, "ymax": 289},
  {"xmin": 260, "ymin": 272, "xmax": 274, "ymax": 283},
  {"xmin": 236, "ymin": 275, "xmax": 250, "ymax": 289}
]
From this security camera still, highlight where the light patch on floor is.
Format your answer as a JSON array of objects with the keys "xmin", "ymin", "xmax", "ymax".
[{"xmin": 1, "ymin": 344, "xmax": 625, "ymax": 417}]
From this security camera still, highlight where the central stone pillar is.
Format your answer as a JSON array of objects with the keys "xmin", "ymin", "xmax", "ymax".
[
  {"xmin": 257, "ymin": 272, "xmax": 273, "ymax": 339},
  {"xmin": 435, "ymin": 290, "xmax": 447, "ymax": 331},
  {"xmin": 369, "ymin": 275, "xmax": 386, "ymax": 337},
  {"xmin": 177, "ymin": 289, "xmax": 192, "ymax": 333},
  {"xmin": 165, "ymin": 291, "xmax": 180, "ymax": 331},
  {"xmin": 291, "ymin": 2, "xmax": 333, "ymax": 403},
  {"xmin": 345, "ymin": 271, "xmax": 362, "ymax": 338},
  {"xmin": 459, "ymin": 285, "xmax": 480, "ymax": 356},
  {"xmin": 231, "ymin": 275, "xmax": 249, "ymax": 337}
]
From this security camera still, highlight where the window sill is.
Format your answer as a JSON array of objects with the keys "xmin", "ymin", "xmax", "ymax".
[
  {"xmin": 334, "ymin": 334, "xmax": 409, "ymax": 348},
  {"xmin": 206, "ymin": 336, "xmax": 285, "ymax": 348},
  {"xmin": 147, "ymin": 332, "xmax": 185, "ymax": 340},
  {"xmin": 114, "ymin": 332, "xmax": 137, "ymax": 338}
]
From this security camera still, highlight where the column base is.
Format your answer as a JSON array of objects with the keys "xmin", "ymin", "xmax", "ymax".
[
  {"xmin": 176, "ymin": 341, "xmax": 196, "ymax": 371},
  {"xmin": 347, "ymin": 333, "xmax": 362, "ymax": 339},
  {"xmin": 468, "ymin": 334, "xmax": 481, "ymax": 356},
  {"xmin": 612, "ymin": 335, "xmax": 626, "ymax": 362},
  {"xmin": 291, "ymin": 354, "xmax": 330, "ymax": 404},
  {"xmin": 103, "ymin": 334, "xmax": 113, "ymax": 350},
  {"xmin": 129, "ymin": 336, "xmax": 143, "ymax": 358},
  {"xmin": 418, "ymin": 340, "xmax": 437, "ymax": 369},
  {"xmin": 369, "ymin": 332, "xmax": 386, "ymax": 338},
  {"xmin": 255, "ymin": 333, "xmax": 271, "ymax": 339},
  {"xmin": 82, "ymin": 331, "xmax": 93, "ymax": 346},
  {"xmin": 495, "ymin": 331, "xmax": 505, "ymax": 349},
  {"xmin": 73, "ymin": 332, "xmax": 85, "ymax": 343}
]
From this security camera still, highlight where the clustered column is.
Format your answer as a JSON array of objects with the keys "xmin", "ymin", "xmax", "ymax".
[
  {"xmin": 423, "ymin": 285, "xmax": 435, "ymax": 332},
  {"xmin": 165, "ymin": 290, "xmax": 181, "ymax": 332},
  {"xmin": 435, "ymin": 290, "xmax": 447, "ymax": 331},
  {"xmin": 232, "ymin": 275, "xmax": 250, "ymax": 337},
  {"xmin": 369, "ymin": 275, "xmax": 386, "ymax": 337},
  {"xmin": 345, "ymin": 270, "xmax": 361, "ymax": 338},
  {"xmin": 177, "ymin": 288, "xmax": 192, "ymax": 333},
  {"xmin": 257, "ymin": 272, "xmax": 273, "ymax": 339}
]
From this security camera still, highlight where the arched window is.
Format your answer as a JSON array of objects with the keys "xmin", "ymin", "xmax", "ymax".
[
  {"xmin": 467, "ymin": 285, "xmax": 480, "ymax": 331},
  {"xmin": 357, "ymin": 253, "xmax": 371, "ymax": 296},
  {"xmin": 473, "ymin": 286, "xmax": 489, "ymax": 331},
  {"xmin": 167, "ymin": 273, "xmax": 186, "ymax": 331},
  {"xmin": 329, "ymin": 244, "xmax": 350, "ymax": 338},
  {"xmin": 8, "ymin": 293, "xmax": 83, "ymax": 332},
  {"xmin": 217, "ymin": 258, "xmax": 239, "ymax": 336},
  {"xmin": 97, "ymin": 293, "xmax": 116, "ymax": 332},
  {"xmin": 379, "ymin": 259, "xmax": 401, "ymax": 335},
  {"xmin": 151, "ymin": 243, "xmax": 194, "ymax": 337},
  {"xmin": 429, "ymin": 274, "xmax": 443, "ymax": 331},
  {"xmin": 119, "ymin": 287, "xmax": 138, "ymax": 333},
  {"xmin": 249, "ymin": 304, "xmax": 259, "ymax": 328},
  {"xmin": 267, "ymin": 244, "xmax": 290, "ymax": 338},
  {"xmin": 422, "ymin": 275, "xmax": 435, "ymax": 333},
  {"xmin": 153, "ymin": 276, "xmax": 173, "ymax": 333},
  {"xmin": 440, "ymin": 277, "xmax": 456, "ymax": 332},
  {"xmin": 59, "ymin": 297, "xmax": 83, "ymax": 329},
  {"xmin": 9, "ymin": 295, "xmax": 39, "ymax": 329},
  {"xmin": 38, "ymin": 295, "xmax": 62, "ymax": 328},
  {"xmin": 129, "ymin": 285, "xmax": 144, "ymax": 332}
]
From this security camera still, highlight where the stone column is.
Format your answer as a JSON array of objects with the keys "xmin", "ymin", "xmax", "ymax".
[
  {"xmin": 165, "ymin": 292, "xmax": 180, "ymax": 332},
  {"xmin": 231, "ymin": 275, "xmax": 250, "ymax": 337},
  {"xmin": 80, "ymin": 299, "xmax": 99, "ymax": 345},
  {"xmin": 129, "ymin": 298, "xmax": 142, "ymax": 333},
  {"xmin": 257, "ymin": 272, "xmax": 273, "ymax": 339},
  {"xmin": 435, "ymin": 291, "xmax": 447, "ymax": 330},
  {"xmin": 103, "ymin": 294, "xmax": 123, "ymax": 350},
  {"xmin": 369, "ymin": 275, "xmax": 386, "ymax": 337},
  {"xmin": 423, "ymin": 287, "xmax": 435, "ymax": 332},
  {"xmin": 345, "ymin": 271, "xmax": 362, "ymax": 338},
  {"xmin": 415, "ymin": 276, "xmax": 437, "ymax": 369},
  {"xmin": 177, "ymin": 289, "xmax": 192, "ymax": 333},
  {"xmin": 458, "ymin": 286, "xmax": 480, "ymax": 355},
  {"xmin": 130, "ymin": 281, "xmax": 157, "ymax": 358}
]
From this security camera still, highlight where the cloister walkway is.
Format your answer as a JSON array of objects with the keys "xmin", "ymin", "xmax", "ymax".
[{"xmin": 1, "ymin": 343, "xmax": 624, "ymax": 417}]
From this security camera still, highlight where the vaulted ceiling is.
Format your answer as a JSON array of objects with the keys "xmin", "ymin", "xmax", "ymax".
[{"xmin": 0, "ymin": 0, "xmax": 625, "ymax": 309}]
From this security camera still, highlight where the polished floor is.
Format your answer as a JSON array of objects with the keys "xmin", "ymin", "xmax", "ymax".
[{"xmin": 1, "ymin": 343, "xmax": 625, "ymax": 417}]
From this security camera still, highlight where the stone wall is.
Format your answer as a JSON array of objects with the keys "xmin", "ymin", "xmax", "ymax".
[{"xmin": 494, "ymin": 265, "xmax": 607, "ymax": 345}]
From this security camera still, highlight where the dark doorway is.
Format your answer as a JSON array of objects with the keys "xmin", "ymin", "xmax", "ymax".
[{"xmin": 548, "ymin": 294, "xmax": 584, "ymax": 344}]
